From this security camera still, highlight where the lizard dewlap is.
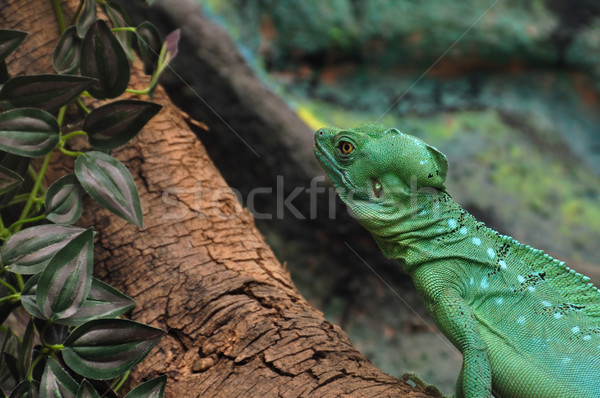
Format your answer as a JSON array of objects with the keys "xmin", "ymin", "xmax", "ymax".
[{"xmin": 314, "ymin": 123, "xmax": 600, "ymax": 398}]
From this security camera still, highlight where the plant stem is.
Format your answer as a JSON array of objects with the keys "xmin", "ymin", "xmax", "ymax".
[
  {"xmin": 58, "ymin": 146, "xmax": 85, "ymax": 157},
  {"xmin": 0, "ymin": 293, "xmax": 20, "ymax": 304},
  {"xmin": 56, "ymin": 105, "xmax": 67, "ymax": 127},
  {"xmin": 9, "ymin": 214, "xmax": 46, "ymax": 233},
  {"xmin": 112, "ymin": 371, "xmax": 130, "ymax": 392},
  {"xmin": 27, "ymin": 353, "xmax": 44, "ymax": 381},
  {"xmin": 16, "ymin": 152, "xmax": 52, "ymax": 234},
  {"xmin": 51, "ymin": 0, "xmax": 67, "ymax": 34},
  {"xmin": 0, "ymin": 279, "xmax": 17, "ymax": 295},
  {"xmin": 126, "ymin": 87, "xmax": 149, "ymax": 95},
  {"xmin": 76, "ymin": 97, "xmax": 91, "ymax": 114},
  {"xmin": 61, "ymin": 130, "xmax": 87, "ymax": 141},
  {"xmin": 111, "ymin": 27, "xmax": 137, "ymax": 33}
]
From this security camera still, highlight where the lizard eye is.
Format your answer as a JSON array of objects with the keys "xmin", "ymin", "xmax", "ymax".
[
  {"xmin": 338, "ymin": 141, "xmax": 354, "ymax": 155},
  {"xmin": 372, "ymin": 179, "xmax": 383, "ymax": 198}
]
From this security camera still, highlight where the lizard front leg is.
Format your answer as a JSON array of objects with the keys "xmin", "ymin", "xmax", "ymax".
[{"xmin": 418, "ymin": 283, "xmax": 493, "ymax": 398}]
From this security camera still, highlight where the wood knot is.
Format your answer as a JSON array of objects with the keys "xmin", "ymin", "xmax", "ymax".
[{"xmin": 192, "ymin": 355, "xmax": 217, "ymax": 373}]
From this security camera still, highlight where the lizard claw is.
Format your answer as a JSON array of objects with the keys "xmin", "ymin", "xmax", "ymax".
[{"xmin": 402, "ymin": 371, "xmax": 448, "ymax": 397}]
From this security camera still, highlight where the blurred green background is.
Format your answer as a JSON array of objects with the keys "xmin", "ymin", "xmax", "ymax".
[{"xmin": 140, "ymin": 0, "xmax": 600, "ymax": 393}]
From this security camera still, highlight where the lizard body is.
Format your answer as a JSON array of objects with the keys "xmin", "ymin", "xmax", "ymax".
[{"xmin": 313, "ymin": 123, "xmax": 600, "ymax": 397}]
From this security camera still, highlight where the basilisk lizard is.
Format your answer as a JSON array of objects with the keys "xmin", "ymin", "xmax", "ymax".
[{"xmin": 313, "ymin": 123, "xmax": 600, "ymax": 397}]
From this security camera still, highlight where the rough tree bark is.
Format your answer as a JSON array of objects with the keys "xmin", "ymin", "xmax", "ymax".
[{"xmin": 1, "ymin": 0, "xmax": 433, "ymax": 397}]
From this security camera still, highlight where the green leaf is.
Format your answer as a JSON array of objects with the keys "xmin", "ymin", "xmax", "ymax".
[
  {"xmin": 0, "ymin": 165, "xmax": 23, "ymax": 195},
  {"xmin": 0, "ymin": 108, "xmax": 59, "ymax": 157},
  {"xmin": 0, "ymin": 273, "xmax": 18, "ymax": 324},
  {"xmin": 75, "ymin": 380, "xmax": 99, "ymax": 398},
  {"xmin": 76, "ymin": 0, "xmax": 97, "ymax": 39},
  {"xmin": 56, "ymin": 278, "xmax": 136, "ymax": 326},
  {"xmin": 16, "ymin": 320, "xmax": 34, "ymax": 380},
  {"xmin": 62, "ymin": 319, "xmax": 164, "ymax": 380},
  {"xmin": 36, "ymin": 229, "xmax": 94, "ymax": 321},
  {"xmin": 40, "ymin": 357, "xmax": 78, "ymax": 398},
  {"xmin": 45, "ymin": 174, "xmax": 85, "ymax": 225},
  {"xmin": 0, "ymin": 151, "xmax": 29, "ymax": 205},
  {"xmin": 2, "ymin": 225, "xmax": 86, "ymax": 275},
  {"xmin": 136, "ymin": 22, "xmax": 162, "ymax": 75},
  {"xmin": 84, "ymin": 100, "xmax": 161, "ymax": 150},
  {"xmin": 53, "ymin": 26, "xmax": 81, "ymax": 75},
  {"xmin": 0, "ymin": 30, "xmax": 27, "ymax": 62},
  {"xmin": 22, "ymin": 276, "xmax": 134, "ymax": 326},
  {"xmin": 21, "ymin": 274, "xmax": 45, "ymax": 319},
  {"xmin": 75, "ymin": 152, "xmax": 143, "ymax": 226},
  {"xmin": 9, "ymin": 381, "xmax": 39, "ymax": 398},
  {"xmin": 123, "ymin": 375, "xmax": 166, "ymax": 398},
  {"xmin": 103, "ymin": 1, "xmax": 136, "ymax": 61},
  {"xmin": 80, "ymin": 19, "xmax": 129, "ymax": 99},
  {"xmin": 0, "ymin": 74, "xmax": 96, "ymax": 112}
]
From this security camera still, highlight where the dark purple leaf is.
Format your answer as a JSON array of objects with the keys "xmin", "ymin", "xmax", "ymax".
[
  {"xmin": 0, "ymin": 30, "xmax": 27, "ymax": 62},
  {"xmin": 0, "ymin": 74, "xmax": 96, "ymax": 112},
  {"xmin": 136, "ymin": 22, "xmax": 161, "ymax": 75},
  {"xmin": 80, "ymin": 19, "xmax": 129, "ymax": 99},
  {"xmin": 84, "ymin": 100, "xmax": 161, "ymax": 149}
]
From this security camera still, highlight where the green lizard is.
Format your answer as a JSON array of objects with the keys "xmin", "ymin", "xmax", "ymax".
[{"xmin": 313, "ymin": 123, "xmax": 600, "ymax": 398}]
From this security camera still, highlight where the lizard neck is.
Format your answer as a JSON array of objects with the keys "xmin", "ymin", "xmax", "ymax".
[{"xmin": 368, "ymin": 190, "xmax": 483, "ymax": 272}]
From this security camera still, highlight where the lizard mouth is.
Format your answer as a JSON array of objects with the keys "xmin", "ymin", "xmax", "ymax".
[{"xmin": 313, "ymin": 144, "xmax": 357, "ymax": 191}]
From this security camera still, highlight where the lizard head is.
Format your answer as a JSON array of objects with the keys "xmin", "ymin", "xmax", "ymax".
[{"xmin": 314, "ymin": 123, "xmax": 448, "ymax": 228}]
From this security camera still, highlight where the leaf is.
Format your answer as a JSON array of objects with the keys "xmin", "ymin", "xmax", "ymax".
[
  {"xmin": 0, "ymin": 108, "xmax": 59, "ymax": 157},
  {"xmin": 159, "ymin": 29, "xmax": 180, "ymax": 68},
  {"xmin": 56, "ymin": 278, "xmax": 136, "ymax": 326},
  {"xmin": 75, "ymin": 152, "xmax": 143, "ymax": 226},
  {"xmin": 0, "ymin": 60, "xmax": 9, "ymax": 84},
  {"xmin": 80, "ymin": 19, "xmax": 129, "ymax": 99},
  {"xmin": 21, "ymin": 274, "xmax": 45, "ymax": 319},
  {"xmin": 36, "ymin": 229, "xmax": 94, "ymax": 321},
  {"xmin": 0, "ymin": 30, "xmax": 27, "ymax": 62},
  {"xmin": 76, "ymin": 0, "xmax": 97, "ymax": 39},
  {"xmin": 53, "ymin": 26, "xmax": 81, "ymax": 75},
  {"xmin": 0, "ymin": 74, "xmax": 96, "ymax": 112},
  {"xmin": 148, "ymin": 29, "xmax": 179, "ymax": 98},
  {"xmin": 103, "ymin": 1, "xmax": 136, "ymax": 61},
  {"xmin": 0, "ymin": 272, "xmax": 18, "ymax": 324},
  {"xmin": 123, "ymin": 375, "xmax": 166, "ymax": 398},
  {"xmin": 0, "ymin": 151, "xmax": 29, "ymax": 205},
  {"xmin": 40, "ymin": 357, "xmax": 78, "ymax": 398},
  {"xmin": 136, "ymin": 22, "xmax": 162, "ymax": 75},
  {"xmin": 16, "ymin": 320, "xmax": 34, "ymax": 380},
  {"xmin": 0, "ymin": 165, "xmax": 23, "ymax": 195},
  {"xmin": 84, "ymin": 100, "xmax": 161, "ymax": 150},
  {"xmin": 2, "ymin": 224, "xmax": 86, "ymax": 274},
  {"xmin": 62, "ymin": 319, "xmax": 164, "ymax": 380},
  {"xmin": 22, "ymin": 276, "xmax": 134, "ymax": 326},
  {"xmin": 9, "ymin": 381, "xmax": 39, "ymax": 398},
  {"xmin": 33, "ymin": 319, "xmax": 68, "ymax": 346},
  {"xmin": 45, "ymin": 174, "xmax": 85, "ymax": 225},
  {"xmin": 75, "ymin": 380, "xmax": 99, "ymax": 398}
]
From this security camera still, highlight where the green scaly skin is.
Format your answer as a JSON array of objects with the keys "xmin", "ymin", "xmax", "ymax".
[{"xmin": 314, "ymin": 123, "xmax": 600, "ymax": 398}]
